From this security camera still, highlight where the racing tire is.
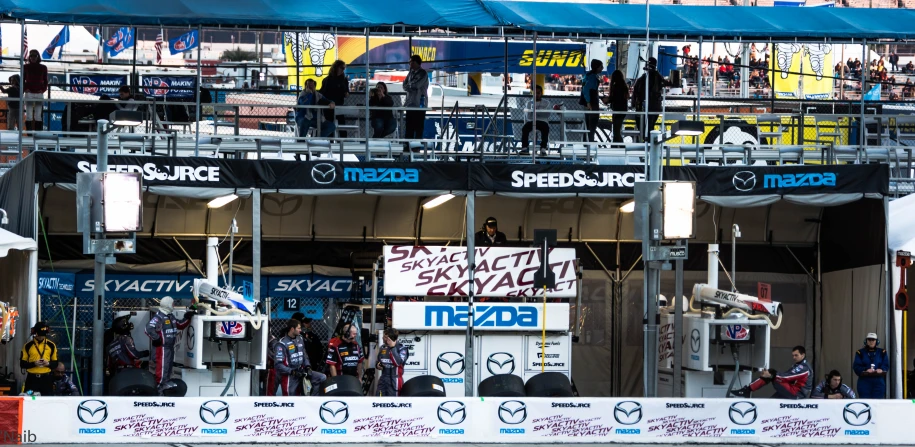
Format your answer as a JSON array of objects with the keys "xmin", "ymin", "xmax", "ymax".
[
  {"xmin": 478, "ymin": 374, "xmax": 526, "ymax": 397},
  {"xmin": 321, "ymin": 374, "xmax": 364, "ymax": 396},
  {"xmin": 108, "ymin": 368, "xmax": 158, "ymax": 396},
  {"xmin": 525, "ymin": 372, "xmax": 573, "ymax": 397},
  {"xmin": 162, "ymin": 378, "xmax": 188, "ymax": 397},
  {"xmin": 400, "ymin": 375, "xmax": 446, "ymax": 397}
]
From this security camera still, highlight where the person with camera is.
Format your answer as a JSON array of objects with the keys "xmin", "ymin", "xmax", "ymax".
[
  {"xmin": 474, "ymin": 216, "xmax": 507, "ymax": 246},
  {"xmin": 326, "ymin": 323, "xmax": 364, "ymax": 379},
  {"xmin": 275, "ymin": 318, "xmax": 326, "ymax": 396},
  {"xmin": 295, "ymin": 78, "xmax": 336, "ymax": 138},
  {"xmin": 369, "ymin": 82, "xmax": 396, "ymax": 138},
  {"xmin": 375, "ymin": 328, "xmax": 409, "ymax": 396},
  {"xmin": 20, "ymin": 322, "xmax": 57, "ymax": 396}
]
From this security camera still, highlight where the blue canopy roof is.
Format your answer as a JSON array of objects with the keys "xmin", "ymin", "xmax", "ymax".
[
  {"xmin": 1, "ymin": 0, "xmax": 914, "ymax": 40},
  {"xmin": 482, "ymin": 1, "xmax": 915, "ymax": 40},
  {"xmin": 0, "ymin": 0, "xmax": 501, "ymax": 28}
]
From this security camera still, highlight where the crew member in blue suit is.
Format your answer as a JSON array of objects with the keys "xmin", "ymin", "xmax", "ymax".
[{"xmin": 853, "ymin": 332, "xmax": 889, "ymax": 399}]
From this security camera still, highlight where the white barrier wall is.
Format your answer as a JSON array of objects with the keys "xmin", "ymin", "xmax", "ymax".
[{"xmin": 17, "ymin": 396, "xmax": 906, "ymax": 444}]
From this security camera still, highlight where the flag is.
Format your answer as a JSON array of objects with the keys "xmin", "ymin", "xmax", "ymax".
[
  {"xmin": 94, "ymin": 27, "xmax": 101, "ymax": 62},
  {"xmin": 1, "ymin": 26, "xmax": 3, "ymax": 63},
  {"xmin": 22, "ymin": 27, "xmax": 27, "ymax": 60},
  {"xmin": 168, "ymin": 30, "xmax": 198, "ymax": 55},
  {"xmin": 863, "ymin": 83, "xmax": 881, "ymax": 101},
  {"xmin": 155, "ymin": 28, "xmax": 163, "ymax": 65},
  {"xmin": 42, "ymin": 26, "xmax": 70, "ymax": 60},
  {"xmin": 104, "ymin": 27, "xmax": 134, "ymax": 57}
]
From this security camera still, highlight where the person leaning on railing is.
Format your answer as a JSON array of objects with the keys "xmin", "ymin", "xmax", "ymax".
[
  {"xmin": 296, "ymin": 78, "xmax": 336, "ymax": 138},
  {"xmin": 369, "ymin": 82, "xmax": 396, "ymax": 138}
]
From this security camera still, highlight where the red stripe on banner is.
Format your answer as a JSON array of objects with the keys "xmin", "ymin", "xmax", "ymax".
[{"xmin": 0, "ymin": 397, "xmax": 23, "ymax": 445}]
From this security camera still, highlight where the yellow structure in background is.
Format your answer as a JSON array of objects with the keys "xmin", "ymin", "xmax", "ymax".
[{"xmin": 772, "ymin": 43, "xmax": 834, "ymax": 100}]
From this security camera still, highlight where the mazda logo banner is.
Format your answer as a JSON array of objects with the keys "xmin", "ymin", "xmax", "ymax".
[{"xmin": 34, "ymin": 153, "xmax": 888, "ymax": 196}]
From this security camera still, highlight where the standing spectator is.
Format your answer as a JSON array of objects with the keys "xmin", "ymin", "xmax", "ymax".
[
  {"xmin": 606, "ymin": 70, "xmax": 629, "ymax": 143},
  {"xmin": 369, "ymin": 82, "xmax": 396, "ymax": 138},
  {"xmin": 632, "ymin": 57, "xmax": 670, "ymax": 141},
  {"xmin": 853, "ymin": 332, "xmax": 889, "ymax": 399},
  {"xmin": 23, "ymin": 50, "xmax": 48, "ymax": 132},
  {"xmin": 402, "ymin": 55, "xmax": 429, "ymax": 145},
  {"xmin": 320, "ymin": 60, "xmax": 349, "ymax": 137},
  {"xmin": 811, "ymin": 370, "xmax": 856, "ymax": 399},
  {"xmin": 117, "ymin": 86, "xmax": 138, "ymax": 111},
  {"xmin": 889, "ymin": 52, "xmax": 900, "ymax": 72},
  {"xmin": 20, "ymin": 322, "xmax": 57, "ymax": 396},
  {"xmin": 1, "ymin": 75, "xmax": 21, "ymax": 131},
  {"xmin": 519, "ymin": 85, "xmax": 553, "ymax": 154},
  {"xmin": 581, "ymin": 59, "xmax": 603, "ymax": 142},
  {"xmin": 295, "ymin": 79, "xmax": 336, "ymax": 138}
]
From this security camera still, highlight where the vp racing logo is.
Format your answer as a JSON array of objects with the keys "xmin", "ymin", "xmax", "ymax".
[
  {"xmin": 733, "ymin": 171, "xmax": 757, "ymax": 191},
  {"xmin": 77, "ymin": 400, "xmax": 108, "ymax": 424},
  {"xmin": 843, "ymin": 402, "xmax": 872, "ymax": 426},
  {"xmin": 436, "ymin": 352, "xmax": 465, "ymax": 375},
  {"xmin": 486, "ymin": 352, "xmax": 515, "ymax": 375},
  {"xmin": 497, "ymin": 400, "xmax": 527, "ymax": 424},
  {"xmin": 613, "ymin": 401, "xmax": 643, "ymax": 425},
  {"xmin": 319, "ymin": 401, "xmax": 349, "ymax": 425},
  {"xmin": 728, "ymin": 401, "xmax": 758, "ymax": 425},
  {"xmin": 437, "ymin": 401, "xmax": 467, "ymax": 425},
  {"xmin": 199, "ymin": 400, "xmax": 230, "ymax": 424},
  {"xmin": 312, "ymin": 163, "xmax": 336, "ymax": 185}
]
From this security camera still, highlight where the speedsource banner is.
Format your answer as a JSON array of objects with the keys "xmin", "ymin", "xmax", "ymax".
[
  {"xmin": 33, "ymin": 397, "xmax": 884, "ymax": 443},
  {"xmin": 383, "ymin": 246, "xmax": 578, "ymax": 298},
  {"xmin": 471, "ymin": 164, "xmax": 646, "ymax": 194}
]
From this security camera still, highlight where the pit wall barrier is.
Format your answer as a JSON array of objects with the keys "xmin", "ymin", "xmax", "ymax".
[{"xmin": 11, "ymin": 396, "xmax": 909, "ymax": 444}]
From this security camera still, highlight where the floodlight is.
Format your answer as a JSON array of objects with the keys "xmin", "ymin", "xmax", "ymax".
[
  {"xmin": 619, "ymin": 199, "xmax": 635, "ymax": 213},
  {"xmin": 661, "ymin": 181, "xmax": 695, "ymax": 239},
  {"xmin": 670, "ymin": 120, "xmax": 704, "ymax": 137},
  {"xmin": 208, "ymin": 194, "xmax": 239, "ymax": 209},
  {"xmin": 102, "ymin": 173, "xmax": 142, "ymax": 233},
  {"xmin": 421, "ymin": 194, "xmax": 455, "ymax": 209},
  {"xmin": 108, "ymin": 110, "xmax": 143, "ymax": 127}
]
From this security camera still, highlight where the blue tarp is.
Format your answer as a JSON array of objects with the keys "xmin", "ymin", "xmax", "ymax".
[
  {"xmin": 0, "ymin": 0, "xmax": 501, "ymax": 28},
  {"xmin": 0, "ymin": 1, "xmax": 912, "ymax": 39}
]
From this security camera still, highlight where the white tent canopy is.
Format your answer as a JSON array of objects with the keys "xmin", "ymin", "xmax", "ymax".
[
  {"xmin": 0, "ymin": 226, "xmax": 36, "ymax": 386},
  {"xmin": 0, "ymin": 227, "xmax": 35, "ymax": 257},
  {"xmin": 889, "ymin": 193, "xmax": 915, "ymax": 255}
]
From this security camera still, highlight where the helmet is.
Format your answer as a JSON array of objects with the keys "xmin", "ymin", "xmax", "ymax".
[
  {"xmin": 159, "ymin": 296, "xmax": 174, "ymax": 314},
  {"xmin": 112, "ymin": 316, "xmax": 134, "ymax": 335},
  {"xmin": 647, "ymin": 57, "xmax": 658, "ymax": 70}
]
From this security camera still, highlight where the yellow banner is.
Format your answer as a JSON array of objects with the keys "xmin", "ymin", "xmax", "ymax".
[
  {"xmin": 801, "ymin": 44, "xmax": 834, "ymax": 100},
  {"xmin": 772, "ymin": 43, "xmax": 803, "ymax": 99},
  {"xmin": 284, "ymin": 32, "xmax": 338, "ymax": 90},
  {"xmin": 771, "ymin": 43, "xmax": 834, "ymax": 100}
]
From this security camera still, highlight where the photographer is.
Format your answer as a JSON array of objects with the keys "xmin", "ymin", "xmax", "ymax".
[{"xmin": 369, "ymin": 82, "xmax": 396, "ymax": 138}]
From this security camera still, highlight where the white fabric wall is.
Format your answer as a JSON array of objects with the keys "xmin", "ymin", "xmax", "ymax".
[
  {"xmin": 0, "ymin": 249, "xmax": 35, "ymax": 387},
  {"xmin": 820, "ymin": 265, "xmax": 887, "ymax": 395}
]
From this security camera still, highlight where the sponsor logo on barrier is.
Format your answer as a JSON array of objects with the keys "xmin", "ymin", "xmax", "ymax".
[
  {"xmin": 321, "ymin": 428, "xmax": 347, "ymax": 435},
  {"xmin": 199, "ymin": 400, "xmax": 230, "ymax": 425},
  {"xmin": 436, "ymin": 352, "xmax": 465, "ymax": 376},
  {"xmin": 613, "ymin": 401, "xmax": 642, "ymax": 426},
  {"xmin": 344, "ymin": 167, "xmax": 419, "ymax": 183},
  {"xmin": 77, "ymin": 400, "xmax": 108, "ymax": 424},
  {"xmin": 779, "ymin": 403, "xmax": 819, "ymax": 409},
  {"xmin": 537, "ymin": 353, "xmax": 560, "ymax": 358},
  {"xmin": 439, "ymin": 428, "xmax": 465, "ymax": 435},
  {"xmin": 498, "ymin": 400, "xmax": 527, "ymax": 425},
  {"xmin": 843, "ymin": 403, "xmax": 872, "ymax": 427},
  {"xmin": 425, "ymin": 305, "xmax": 538, "ymax": 329},
  {"xmin": 763, "ymin": 173, "xmax": 836, "ymax": 189},
  {"xmin": 77, "ymin": 160, "xmax": 220, "ymax": 183},
  {"xmin": 733, "ymin": 171, "xmax": 757, "ymax": 191},
  {"xmin": 2, "ymin": 431, "xmax": 37, "ymax": 443},
  {"xmin": 319, "ymin": 401, "xmax": 349, "ymax": 425},
  {"xmin": 551, "ymin": 402, "xmax": 591, "ymax": 408},
  {"xmin": 78, "ymin": 428, "xmax": 106, "ymax": 434},
  {"xmin": 437, "ymin": 401, "xmax": 467, "ymax": 425},
  {"xmin": 201, "ymin": 428, "xmax": 228, "ymax": 435},
  {"xmin": 728, "ymin": 401, "xmax": 758, "ymax": 426},
  {"xmin": 510, "ymin": 171, "xmax": 645, "ymax": 189},
  {"xmin": 254, "ymin": 402, "xmax": 295, "ymax": 408},
  {"xmin": 312, "ymin": 164, "xmax": 336, "ymax": 184},
  {"xmin": 665, "ymin": 403, "xmax": 705, "ymax": 409},
  {"xmin": 845, "ymin": 430, "xmax": 870, "ymax": 436},
  {"xmin": 615, "ymin": 428, "xmax": 640, "ymax": 435},
  {"xmin": 500, "ymin": 428, "xmax": 525, "ymax": 434},
  {"xmin": 133, "ymin": 401, "xmax": 175, "ymax": 407},
  {"xmin": 372, "ymin": 403, "xmax": 412, "ymax": 408},
  {"xmin": 487, "ymin": 352, "xmax": 516, "ymax": 375},
  {"xmin": 731, "ymin": 429, "xmax": 756, "ymax": 435}
]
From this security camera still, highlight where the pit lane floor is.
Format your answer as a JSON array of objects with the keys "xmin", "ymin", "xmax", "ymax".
[{"xmin": 26, "ymin": 444, "xmax": 913, "ymax": 447}]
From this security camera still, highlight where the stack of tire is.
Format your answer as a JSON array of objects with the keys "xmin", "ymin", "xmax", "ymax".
[{"xmin": 479, "ymin": 372, "xmax": 573, "ymax": 397}]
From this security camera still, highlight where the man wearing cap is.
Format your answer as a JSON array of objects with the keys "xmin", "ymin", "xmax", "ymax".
[
  {"xmin": 853, "ymin": 332, "xmax": 889, "ymax": 399},
  {"xmin": 20, "ymin": 322, "xmax": 57, "ymax": 395},
  {"xmin": 632, "ymin": 57, "xmax": 671, "ymax": 140},
  {"xmin": 475, "ymin": 217, "xmax": 507, "ymax": 246},
  {"xmin": 145, "ymin": 297, "xmax": 195, "ymax": 392}
]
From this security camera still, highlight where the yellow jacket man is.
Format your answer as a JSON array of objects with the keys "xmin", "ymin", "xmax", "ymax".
[{"xmin": 20, "ymin": 322, "xmax": 57, "ymax": 395}]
